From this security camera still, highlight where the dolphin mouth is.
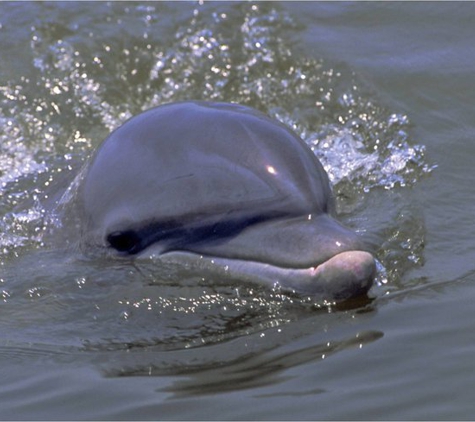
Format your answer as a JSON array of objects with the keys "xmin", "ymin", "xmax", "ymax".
[{"xmin": 151, "ymin": 250, "xmax": 376, "ymax": 301}]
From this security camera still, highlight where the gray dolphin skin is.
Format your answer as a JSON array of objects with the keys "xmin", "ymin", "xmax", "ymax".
[{"xmin": 81, "ymin": 101, "xmax": 375, "ymax": 301}]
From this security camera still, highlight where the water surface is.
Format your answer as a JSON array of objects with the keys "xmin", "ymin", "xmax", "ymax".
[{"xmin": 1, "ymin": 2, "xmax": 474, "ymax": 420}]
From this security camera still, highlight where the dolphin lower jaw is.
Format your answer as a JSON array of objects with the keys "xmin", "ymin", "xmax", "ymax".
[{"xmin": 151, "ymin": 250, "xmax": 376, "ymax": 301}]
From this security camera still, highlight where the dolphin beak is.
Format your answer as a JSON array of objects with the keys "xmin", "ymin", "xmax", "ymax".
[
  {"xmin": 247, "ymin": 249, "xmax": 376, "ymax": 300},
  {"xmin": 305, "ymin": 250, "xmax": 376, "ymax": 300},
  {"xmin": 155, "ymin": 248, "xmax": 376, "ymax": 302}
]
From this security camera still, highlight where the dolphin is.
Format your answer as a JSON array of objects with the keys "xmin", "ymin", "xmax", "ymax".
[{"xmin": 79, "ymin": 101, "xmax": 375, "ymax": 301}]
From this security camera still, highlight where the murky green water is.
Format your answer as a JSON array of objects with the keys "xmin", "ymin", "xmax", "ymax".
[{"xmin": 1, "ymin": 2, "xmax": 474, "ymax": 420}]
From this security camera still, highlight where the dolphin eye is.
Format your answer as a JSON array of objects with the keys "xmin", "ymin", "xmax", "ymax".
[{"xmin": 107, "ymin": 230, "xmax": 141, "ymax": 254}]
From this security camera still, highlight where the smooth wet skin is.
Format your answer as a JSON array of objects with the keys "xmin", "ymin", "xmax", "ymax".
[{"xmin": 80, "ymin": 101, "xmax": 376, "ymax": 300}]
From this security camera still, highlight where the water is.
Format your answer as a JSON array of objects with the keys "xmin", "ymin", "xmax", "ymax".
[{"xmin": 0, "ymin": 2, "xmax": 474, "ymax": 419}]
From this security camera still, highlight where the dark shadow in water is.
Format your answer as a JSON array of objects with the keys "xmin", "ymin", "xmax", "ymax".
[{"xmin": 157, "ymin": 330, "xmax": 383, "ymax": 399}]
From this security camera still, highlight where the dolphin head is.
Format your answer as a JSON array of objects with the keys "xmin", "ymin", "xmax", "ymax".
[{"xmin": 80, "ymin": 101, "xmax": 375, "ymax": 301}]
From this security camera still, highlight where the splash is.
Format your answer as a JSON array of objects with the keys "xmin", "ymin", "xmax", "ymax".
[{"xmin": 0, "ymin": 2, "xmax": 431, "ymax": 288}]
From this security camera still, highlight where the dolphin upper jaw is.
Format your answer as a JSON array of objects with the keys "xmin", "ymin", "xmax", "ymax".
[{"xmin": 145, "ymin": 249, "xmax": 376, "ymax": 301}]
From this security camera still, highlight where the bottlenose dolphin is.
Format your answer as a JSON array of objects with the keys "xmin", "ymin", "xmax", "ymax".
[{"xmin": 80, "ymin": 101, "xmax": 375, "ymax": 300}]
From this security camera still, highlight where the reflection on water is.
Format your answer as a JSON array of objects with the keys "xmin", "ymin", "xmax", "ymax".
[{"xmin": 157, "ymin": 330, "xmax": 383, "ymax": 398}]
